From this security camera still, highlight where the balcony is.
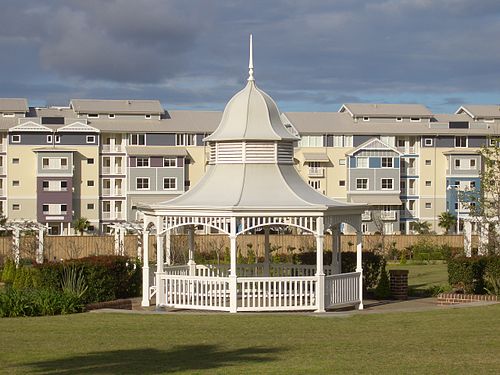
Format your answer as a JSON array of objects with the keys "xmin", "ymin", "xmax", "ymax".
[
  {"xmin": 102, "ymin": 212, "xmax": 123, "ymax": 220},
  {"xmin": 0, "ymin": 166, "xmax": 4, "ymax": 175},
  {"xmin": 101, "ymin": 145, "xmax": 125, "ymax": 153},
  {"xmin": 102, "ymin": 188, "xmax": 123, "ymax": 197},
  {"xmin": 380, "ymin": 211, "xmax": 397, "ymax": 220},
  {"xmin": 397, "ymin": 146, "xmax": 417, "ymax": 154},
  {"xmin": 101, "ymin": 166, "xmax": 124, "ymax": 175},
  {"xmin": 0, "ymin": 143, "xmax": 6, "ymax": 152},
  {"xmin": 361, "ymin": 211, "xmax": 371, "ymax": 221},
  {"xmin": 308, "ymin": 167, "xmax": 324, "ymax": 177},
  {"xmin": 0, "ymin": 188, "xmax": 4, "ymax": 196}
]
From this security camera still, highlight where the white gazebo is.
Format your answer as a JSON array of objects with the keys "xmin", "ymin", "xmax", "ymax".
[{"xmin": 138, "ymin": 37, "xmax": 367, "ymax": 313}]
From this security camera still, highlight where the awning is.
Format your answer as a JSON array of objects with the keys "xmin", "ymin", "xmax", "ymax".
[
  {"xmin": 302, "ymin": 152, "xmax": 330, "ymax": 163},
  {"xmin": 126, "ymin": 146, "xmax": 189, "ymax": 157},
  {"xmin": 349, "ymin": 195, "xmax": 402, "ymax": 206}
]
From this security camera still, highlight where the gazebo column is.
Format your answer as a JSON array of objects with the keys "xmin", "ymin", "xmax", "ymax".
[
  {"xmin": 263, "ymin": 226, "xmax": 270, "ymax": 276},
  {"xmin": 229, "ymin": 217, "xmax": 238, "ymax": 313},
  {"xmin": 114, "ymin": 228, "xmax": 120, "ymax": 255},
  {"xmin": 356, "ymin": 230, "xmax": 364, "ymax": 310},
  {"xmin": 119, "ymin": 228, "xmax": 125, "ymax": 256},
  {"xmin": 187, "ymin": 225, "xmax": 196, "ymax": 276},
  {"xmin": 165, "ymin": 230, "xmax": 172, "ymax": 266},
  {"xmin": 141, "ymin": 228, "xmax": 150, "ymax": 307},
  {"xmin": 331, "ymin": 226, "xmax": 341, "ymax": 274},
  {"xmin": 315, "ymin": 217, "xmax": 325, "ymax": 313},
  {"xmin": 36, "ymin": 228, "xmax": 44, "ymax": 264},
  {"xmin": 464, "ymin": 220, "xmax": 472, "ymax": 257},
  {"xmin": 156, "ymin": 230, "xmax": 165, "ymax": 307}
]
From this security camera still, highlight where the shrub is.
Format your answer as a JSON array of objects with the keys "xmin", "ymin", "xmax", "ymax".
[
  {"xmin": 374, "ymin": 261, "xmax": 391, "ymax": 299},
  {"xmin": 447, "ymin": 256, "xmax": 500, "ymax": 294},
  {"xmin": 1, "ymin": 259, "xmax": 16, "ymax": 284},
  {"xmin": 341, "ymin": 252, "xmax": 384, "ymax": 289}
]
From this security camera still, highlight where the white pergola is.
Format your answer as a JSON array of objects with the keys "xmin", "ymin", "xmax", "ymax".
[
  {"xmin": 138, "ymin": 37, "xmax": 367, "ymax": 313},
  {"xmin": 463, "ymin": 216, "xmax": 498, "ymax": 256},
  {"xmin": 0, "ymin": 220, "xmax": 47, "ymax": 265},
  {"xmin": 108, "ymin": 221, "xmax": 145, "ymax": 257}
]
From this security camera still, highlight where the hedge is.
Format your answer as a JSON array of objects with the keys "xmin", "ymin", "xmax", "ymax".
[{"xmin": 448, "ymin": 256, "xmax": 500, "ymax": 295}]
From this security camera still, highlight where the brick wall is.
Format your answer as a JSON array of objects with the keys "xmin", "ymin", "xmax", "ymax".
[{"xmin": 437, "ymin": 293, "xmax": 498, "ymax": 305}]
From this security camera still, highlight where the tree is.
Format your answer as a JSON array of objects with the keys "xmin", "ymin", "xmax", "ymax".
[
  {"xmin": 465, "ymin": 136, "xmax": 500, "ymax": 254},
  {"xmin": 410, "ymin": 220, "xmax": 431, "ymax": 235},
  {"xmin": 73, "ymin": 217, "xmax": 90, "ymax": 236},
  {"xmin": 438, "ymin": 212, "xmax": 457, "ymax": 234}
]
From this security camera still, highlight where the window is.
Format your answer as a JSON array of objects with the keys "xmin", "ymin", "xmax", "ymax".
[
  {"xmin": 357, "ymin": 157, "xmax": 368, "ymax": 168},
  {"xmin": 470, "ymin": 159, "xmax": 476, "ymax": 169},
  {"xmin": 86, "ymin": 135, "xmax": 95, "ymax": 143},
  {"xmin": 11, "ymin": 135, "xmax": 21, "ymax": 143},
  {"xmin": 356, "ymin": 178, "xmax": 368, "ymax": 190},
  {"xmin": 470, "ymin": 181, "xmax": 476, "ymax": 189},
  {"xmin": 425, "ymin": 159, "xmax": 432, "ymax": 166},
  {"xmin": 455, "ymin": 159, "xmax": 461, "ymax": 168},
  {"xmin": 12, "ymin": 204, "xmax": 20, "ymax": 210},
  {"xmin": 397, "ymin": 139, "xmax": 405, "ymax": 147},
  {"xmin": 380, "ymin": 136, "xmax": 395, "ymax": 147},
  {"xmin": 145, "ymin": 114, "xmax": 151, "ymax": 119},
  {"xmin": 55, "ymin": 135, "xmax": 60, "ymax": 144},
  {"xmin": 176, "ymin": 133, "xmax": 195, "ymax": 146},
  {"xmin": 87, "ymin": 158, "xmax": 94, "ymax": 164},
  {"xmin": 308, "ymin": 180, "xmax": 321, "ymax": 190},
  {"xmin": 396, "ymin": 117, "xmax": 403, "ymax": 122},
  {"xmin": 425, "ymin": 202, "xmax": 432, "ymax": 209},
  {"xmin": 12, "ymin": 180, "xmax": 19, "ymax": 187},
  {"xmin": 88, "ymin": 113, "xmax": 99, "ymax": 118},
  {"xmin": 339, "ymin": 159, "xmax": 346, "ymax": 166},
  {"xmin": 163, "ymin": 177, "xmax": 177, "ymax": 190},
  {"xmin": 12, "ymin": 158, "xmax": 19, "ymax": 164},
  {"xmin": 363, "ymin": 116, "xmax": 370, "ymax": 121},
  {"xmin": 490, "ymin": 138, "xmax": 497, "ymax": 147},
  {"xmin": 455, "ymin": 136, "xmax": 467, "ymax": 148},
  {"xmin": 42, "ymin": 181, "xmax": 49, "ymax": 190},
  {"xmin": 410, "ymin": 118, "xmax": 421, "ymax": 122},
  {"xmin": 136, "ymin": 177, "xmax": 149, "ymax": 190},
  {"xmin": 108, "ymin": 114, "xmax": 115, "ymax": 119},
  {"xmin": 424, "ymin": 138, "xmax": 433, "ymax": 146},
  {"xmin": 60, "ymin": 204, "xmax": 67, "ymax": 213},
  {"xmin": 61, "ymin": 181, "xmax": 67, "ymax": 190},
  {"xmin": 136, "ymin": 157, "xmax": 149, "ymax": 167},
  {"xmin": 339, "ymin": 180, "xmax": 346, "ymax": 187},
  {"xmin": 381, "ymin": 178, "xmax": 393, "ymax": 190},
  {"xmin": 87, "ymin": 203, "xmax": 95, "ymax": 210},
  {"xmin": 87, "ymin": 180, "xmax": 94, "ymax": 187},
  {"xmin": 42, "ymin": 204, "xmax": 50, "ymax": 213},
  {"xmin": 425, "ymin": 181, "xmax": 432, "ymax": 187},
  {"xmin": 381, "ymin": 157, "xmax": 393, "ymax": 168},
  {"xmin": 362, "ymin": 223, "xmax": 368, "ymax": 233},
  {"xmin": 3, "ymin": 113, "xmax": 15, "ymax": 117},
  {"xmin": 333, "ymin": 135, "xmax": 343, "ymax": 147},
  {"xmin": 344, "ymin": 135, "xmax": 353, "ymax": 147},
  {"xmin": 163, "ymin": 157, "xmax": 177, "ymax": 167},
  {"xmin": 47, "ymin": 135, "xmax": 53, "ymax": 143},
  {"xmin": 130, "ymin": 134, "xmax": 146, "ymax": 145}
]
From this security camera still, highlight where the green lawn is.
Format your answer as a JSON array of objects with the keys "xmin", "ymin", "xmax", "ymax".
[
  {"xmin": 1, "ymin": 305, "xmax": 499, "ymax": 374},
  {"xmin": 386, "ymin": 262, "xmax": 449, "ymax": 293}
]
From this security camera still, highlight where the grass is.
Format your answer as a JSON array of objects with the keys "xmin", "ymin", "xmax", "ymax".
[
  {"xmin": 0, "ymin": 305, "xmax": 499, "ymax": 374},
  {"xmin": 386, "ymin": 262, "xmax": 449, "ymax": 294}
]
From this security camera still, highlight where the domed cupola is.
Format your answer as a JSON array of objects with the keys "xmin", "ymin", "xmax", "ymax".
[{"xmin": 205, "ymin": 35, "xmax": 299, "ymax": 165}]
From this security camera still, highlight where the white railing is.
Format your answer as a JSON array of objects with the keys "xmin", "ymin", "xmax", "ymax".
[
  {"xmin": 380, "ymin": 211, "xmax": 397, "ymax": 220},
  {"xmin": 325, "ymin": 272, "xmax": 360, "ymax": 308},
  {"xmin": 361, "ymin": 211, "xmax": 371, "ymax": 221},
  {"xmin": 158, "ymin": 274, "xmax": 231, "ymax": 311},
  {"xmin": 238, "ymin": 276, "xmax": 317, "ymax": 311},
  {"xmin": 101, "ymin": 145, "xmax": 125, "ymax": 153},
  {"xmin": 191, "ymin": 263, "xmax": 332, "ymax": 277},
  {"xmin": 196, "ymin": 264, "xmax": 230, "ymax": 277},
  {"xmin": 308, "ymin": 167, "xmax": 324, "ymax": 177},
  {"xmin": 270, "ymin": 263, "xmax": 332, "ymax": 277},
  {"xmin": 102, "ymin": 188, "xmax": 111, "ymax": 196},
  {"xmin": 163, "ymin": 265, "xmax": 190, "ymax": 276},
  {"xmin": 0, "ymin": 166, "xmax": 4, "ymax": 175}
]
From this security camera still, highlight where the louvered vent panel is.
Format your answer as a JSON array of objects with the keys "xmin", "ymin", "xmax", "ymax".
[
  {"xmin": 277, "ymin": 143, "xmax": 294, "ymax": 164},
  {"xmin": 209, "ymin": 144, "xmax": 217, "ymax": 164},
  {"xmin": 245, "ymin": 142, "xmax": 276, "ymax": 163},
  {"xmin": 216, "ymin": 142, "xmax": 244, "ymax": 163}
]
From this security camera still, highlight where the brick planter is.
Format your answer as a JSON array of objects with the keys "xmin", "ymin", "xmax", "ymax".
[
  {"xmin": 437, "ymin": 293, "xmax": 498, "ymax": 305},
  {"xmin": 85, "ymin": 298, "xmax": 133, "ymax": 311},
  {"xmin": 389, "ymin": 269, "xmax": 409, "ymax": 300}
]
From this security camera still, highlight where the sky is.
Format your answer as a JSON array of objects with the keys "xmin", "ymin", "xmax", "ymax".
[{"xmin": 0, "ymin": 0, "xmax": 499, "ymax": 114}]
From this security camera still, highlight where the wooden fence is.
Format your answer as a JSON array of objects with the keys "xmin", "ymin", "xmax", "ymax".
[{"xmin": 0, "ymin": 233, "xmax": 475, "ymax": 263}]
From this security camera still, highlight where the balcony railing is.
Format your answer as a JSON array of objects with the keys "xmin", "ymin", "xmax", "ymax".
[
  {"xmin": 102, "ymin": 188, "xmax": 123, "ymax": 197},
  {"xmin": 397, "ymin": 146, "xmax": 417, "ymax": 154},
  {"xmin": 361, "ymin": 211, "xmax": 371, "ymax": 221},
  {"xmin": 101, "ymin": 167, "xmax": 124, "ymax": 175},
  {"xmin": 0, "ymin": 188, "xmax": 4, "ymax": 196},
  {"xmin": 0, "ymin": 143, "xmax": 6, "ymax": 152},
  {"xmin": 308, "ymin": 167, "xmax": 324, "ymax": 177},
  {"xmin": 0, "ymin": 166, "xmax": 5, "ymax": 175},
  {"xmin": 380, "ymin": 211, "xmax": 397, "ymax": 220},
  {"xmin": 101, "ymin": 145, "xmax": 125, "ymax": 153},
  {"xmin": 102, "ymin": 212, "xmax": 124, "ymax": 220}
]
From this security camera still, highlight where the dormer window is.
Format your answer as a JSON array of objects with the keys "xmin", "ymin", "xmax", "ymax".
[
  {"xmin": 410, "ymin": 118, "xmax": 421, "ymax": 122},
  {"xmin": 396, "ymin": 117, "xmax": 403, "ymax": 122},
  {"xmin": 47, "ymin": 135, "xmax": 53, "ymax": 143},
  {"xmin": 86, "ymin": 135, "xmax": 96, "ymax": 143},
  {"xmin": 108, "ymin": 114, "xmax": 115, "ymax": 119},
  {"xmin": 88, "ymin": 114, "xmax": 99, "ymax": 118},
  {"xmin": 2, "ymin": 113, "xmax": 15, "ymax": 117},
  {"xmin": 11, "ymin": 135, "xmax": 21, "ymax": 143},
  {"xmin": 145, "ymin": 114, "xmax": 151, "ymax": 119},
  {"xmin": 55, "ymin": 135, "xmax": 61, "ymax": 144},
  {"xmin": 362, "ymin": 117, "xmax": 370, "ymax": 122}
]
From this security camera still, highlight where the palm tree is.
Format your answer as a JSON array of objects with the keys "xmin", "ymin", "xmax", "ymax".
[
  {"xmin": 438, "ymin": 212, "xmax": 457, "ymax": 234},
  {"xmin": 410, "ymin": 220, "xmax": 431, "ymax": 234},
  {"xmin": 72, "ymin": 217, "xmax": 90, "ymax": 236}
]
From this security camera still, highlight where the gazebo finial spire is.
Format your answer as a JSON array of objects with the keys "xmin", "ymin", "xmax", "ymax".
[{"xmin": 248, "ymin": 34, "xmax": 254, "ymax": 82}]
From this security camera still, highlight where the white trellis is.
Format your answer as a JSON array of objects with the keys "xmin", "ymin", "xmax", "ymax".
[
  {"xmin": 463, "ymin": 216, "xmax": 499, "ymax": 256},
  {"xmin": 0, "ymin": 220, "xmax": 47, "ymax": 266},
  {"xmin": 108, "ymin": 221, "xmax": 144, "ymax": 258}
]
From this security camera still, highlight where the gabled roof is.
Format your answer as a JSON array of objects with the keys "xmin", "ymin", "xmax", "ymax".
[
  {"xmin": 340, "ymin": 103, "xmax": 433, "ymax": 118},
  {"xmin": 0, "ymin": 98, "xmax": 28, "ymax": 113},
  {"xmin": 70, "ymin": 99, "xmax": 164, "ymax": 115},
  {"xmin": 9, "ymin": 121, "xmax": 52, "ymax": 132},
  {"xmin": 346, "ymin": 137, "xmax": 402, "ymax": 156},
  {"xmin": 56, "ymin": 121, "xmax": 100, "ymax": 133},
  {"xmin": 456, "ymin": 105, "xmax": 500, "ymax": 119}
]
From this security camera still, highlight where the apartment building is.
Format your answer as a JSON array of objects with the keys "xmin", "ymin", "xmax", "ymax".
[{"xmin": 0, "ymin": 97, "xmax": 498, "ymax": 234}]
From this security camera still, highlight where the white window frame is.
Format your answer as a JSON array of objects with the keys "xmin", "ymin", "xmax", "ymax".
[
  {"xmin": 362, "ymin": 116, "xmax": 370, "ymax": 122},
  {"xmin": 381, "ymin": 157, "xmax": 393, "ymax": 168},
  {"xmin": 176, "ymin": 133, "xmax": 196, "ymax": 146},
  {"xmin": 86, "ymin": 135, "xmax": 95, "ymax": 143},
  {"xmin": 163, "ymin": 157, "xmax": 177, "ymax": 167},
  {"xmin": 410, "ymin": 118, "xmax": 421, "ymax": 122},
  {"xmin": 11, "ymin": 135, "xmax": 21, "ymax": 143},
  {"xmin": 396, "ymin": 117, "xmax": 403, "ymax": 122},
  {"xmin": 425, "ymin": 180, "xmax": 432, "ymax": 187},
  {"xmin": 2, "ymin": 113, "xmax": 15, "ymax": 118},
  {"xmin": 163, "ymin": 177, "xmax": 177, "ymax": 190},
  {"xmin": 130, "ymin": 133, "xmax": 146, "ymax": 145},
  {"xmin": 47, "ymin": 135, "xmax": 53, "ymax": 143},
  {"xmin": 424, "ymin": 138, "xmax": 433, "ymax": 146},
  {"xmin": 455, "ymin": 136, "xmax": 467, "ymax": 148},
  {"xmin": 41, "ymin": 157, "xmax": 68, "ymax": 170},
  {"xmin": 136, "ymin": 177, "xmax": 150, "ymax": 190},
  {"xmin": 108, "ymin": 114, "xmax": 115, "ymax": 119},
  {"xmin": 339, "ymin": 159, "xmax": 346, "ymax": 166},
  {"xmin": 333, "ymin": 135, "xmax": 343, "ymax": 148},
  {"xmin": 145, "ymin": 114, "xmax": 151, "ymax": 119},
  {"xmin": 55, "ymin": 135, "xmax": 61, "ymax": 144},
  {"xmin": 357, "ymin": 157, "xmax": 368, "ymax": 168},
  {"xmin": 308, "ymin": 180, "xmax": 321, "ymax": 190},
  {"xmin": 339, "ymin": 180, "xmax": 346, "ymax": 187},
  {"xmin": 87, "ymin": 113, "xmax": 99, "ymax": 118},
  {"xmin": 136, "ymin": 157, "xmax": 149, "ymax": 167},
  {"xmin": 425, "ymin": 202, "xmax": 432, "ymax": 209},
  {"xmin": 381, "ymin": 178, "xmax": 393, "ymax": 190},
  {"xmin": 425, "ymin": 159, "xmax": 432, "ymax": 166},
  {"xmin": 470, "ymin": 159, "xmax": 476, "ymax": 169},
  {"xmin": 344, "ymin": 135, "xmax": 353, "ymax": 147},
  {"xmin": 12, "ymin": 204, "xmax": 20, "ymax": 210},
  {"xmin": 356, "ymin": 178, "xmax": 369, "ymax": 190}
]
